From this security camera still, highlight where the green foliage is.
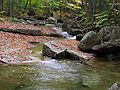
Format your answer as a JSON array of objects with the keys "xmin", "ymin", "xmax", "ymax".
[
  {"xmin": 0, "ymin": 0, "xmax": 120, "ymax": 29},
  {"xmin": 94, "ymin": 11, "xmax": 109, "ymax": 28}
]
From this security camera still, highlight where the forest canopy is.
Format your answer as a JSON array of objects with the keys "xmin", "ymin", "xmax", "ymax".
[{"xmin": 0, "ymin": 0, "xmax": 120, "ymax": 28}]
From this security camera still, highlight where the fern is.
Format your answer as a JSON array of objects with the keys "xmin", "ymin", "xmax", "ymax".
[
  {"xmin": 96, "ymin": 18, "xmax": 108, "ymax": 27},
  {"xmin": 94, "ymin": 11, "xmax": 109, "ymax": 28}
]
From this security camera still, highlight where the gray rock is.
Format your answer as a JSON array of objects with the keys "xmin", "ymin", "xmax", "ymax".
[
  {"xmin": 78, "ymin": 31, "xmax": 99, "ymax": 51},
  {"xmin": 76, "ymin": 34, "xmax": 84, "ymax": 41},
  {"xmin": 33, "ymin": 20, "xmax": 45, "ymax": 26},
  {"xmin": 108, "ymin": 83, "xmax": 120, "ymax": 90},
  {"xmin": 41, "ymin": 26, "xmax": 62, "ymax": 37},
  {"xmin": 92, "ymin": 41, "xmax": 120, "ymax": 54},
  {"xmin": 47, "ymin": 17, "xmax": 57, "ymax": 24},
  {"xmin": 0, "ymin": 28, "xmax": 43, "ymax": 36},
  {"xmin": 62, "ymin": 18, "xmax": 73, "ymax": 32},
  {"xmin": 42, "ymin": 41, "xmax": 66, "ymax": 58},
  {"xmin": 42, "ymin": 40, "xmax": 95, "ymax": 63},
  {"xmin": 78, "ymin": 26, "xmax": 120, "ymax": 55},
  {"xmin": 66, "ymin": 49, "xmax": 94, "ymax": 63},
  {"xmin": 67, "ymin": 28, "xmax": 83, "ymax": 36},
  {"xmin": 97, "ymin": 26, "xmax": 120, "ymax": 43}
]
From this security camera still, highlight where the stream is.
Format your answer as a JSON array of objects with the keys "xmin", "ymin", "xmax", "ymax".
[{"xmin": 0, "ymin": 44, "xmax": 120, "ymax": 90}]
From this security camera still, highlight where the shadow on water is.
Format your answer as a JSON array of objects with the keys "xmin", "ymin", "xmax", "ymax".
[{"xmin": 0, "ymin": 44, "xmax": 120, "ymax": 90}]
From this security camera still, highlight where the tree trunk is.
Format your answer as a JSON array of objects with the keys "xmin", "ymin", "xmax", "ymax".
[
  {"xmin": 8, "ymin": 0, "xmax": 12, "ymax": 16},
  {"xmin": 19, "ymin": 0, "xmax": 22, "ymax": 10},
  {"xmin": 85, "ymin": 0, "xmax": 93, "ymax": 18},
  {"xmin": 29, "ymin": 0, "xmax": 32, "ymax": 10},
  {"xmin": 0, "ymin": 0, "xmax": 4, "ymax": 17},
  {"xmin": 0, "ymin": 0, "xmax": 4, "ymax": 11},
  {"xmin": 24, "ymin": 0, "xmax": 29, "ymax": 10}
]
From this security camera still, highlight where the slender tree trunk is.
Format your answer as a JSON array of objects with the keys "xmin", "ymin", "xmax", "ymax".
[
  {"xmin": 81, "ymin": 0, "xmax": 85, "ymax": 9},
  {"xmin": 59, "ymin": 0, "xmax": 62, "ymax": 18},
  {"xmin": 2, "ymin": 0, "xmax": 4, "ymax": 12},
  {"xmin": 19, "ymin": 0, "xmax": 22, "ymax": 10},
  {"xmin": 85, "ymin": 0, "xmax": 93, "ymax": 18},
  {"xmin": 2, "ymin": 0, "xmax": 4, "ymax": 17},
  {"xmin": 92, "ymin": 0, "xmax": 96, "ymax": 21},
  {"xmin": 0, "ymin": 0, "xmax": 4, "ymax": 17},
  {"xmin": 0, "ymin": 0, "xmax": 4, "ymax": 11},
  {"xmin": 29, "ymin": 0, "xmax": 32, "ymax": 10},
  {"xmin": 24, "ymin": 0, "xmax": 29, "ymax": 10},
  {"xmin": 8, "ymin": 0, "xmax": 11, "ymax": 16}
]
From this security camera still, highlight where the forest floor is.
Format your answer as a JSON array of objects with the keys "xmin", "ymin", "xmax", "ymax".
[
  {"xmin": 0, "ymin": 21, "xmax": 94, "ymax": 65},
  {"xmin": 0, "ymin": 22, "xmax": 58, "ymax": 64}
]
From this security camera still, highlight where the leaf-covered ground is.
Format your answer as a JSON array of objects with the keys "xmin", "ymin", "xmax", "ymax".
[
  {"xmin": 0, "ymin": 22, "xmax": 58, "ymax": 64},
  {"xmin": 0, "ymin": 22, "xmax": 94, "ymax": 65},
  {"xmin": 0, "ymin": 22, "xmax": 40, "ymax": 30},
  {"xmin": 0, "ymin": 22, "xmax": 61, "ymax": 36}
]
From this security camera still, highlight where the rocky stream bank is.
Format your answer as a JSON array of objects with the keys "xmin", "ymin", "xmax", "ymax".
[
  {"xmin": 0, "ymin": 18, "xmax": 120, "ymax": 90},
  {"xmin": 0, "ymin": 18, "xmax": 120, "ymax": 65}
]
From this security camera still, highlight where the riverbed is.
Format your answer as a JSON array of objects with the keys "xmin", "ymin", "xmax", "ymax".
[{"xmin": 0, "ymin": 44, "xmax": 120, "ymax": 90}]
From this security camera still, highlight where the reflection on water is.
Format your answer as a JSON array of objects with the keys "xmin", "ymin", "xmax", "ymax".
[
  {"xmin": 0, "ymin": 44, "xmax": 120, "ymax": 90},
  {"xmin": 0, "ymin": 58, "xmax": 120, "ymax": 90}
]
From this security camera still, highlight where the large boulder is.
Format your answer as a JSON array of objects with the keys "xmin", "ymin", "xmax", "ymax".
[
  {"xmin": 97, "ymin": 26, "xmax": 120, "ymax": 43},
  {"xmin": 42, "ymin": 39, "xmax": 95, "ymax": 64},
  {"xmin": 78, "ymin": 26, "xmax": 120, "ymax": 54},
  {"xmin": 97, "ymin": 26, "xmax": 111, "ymax": 43},
  {"xmin": 92, "ymin": 40, "xmax": 120, "ymax": 54},
  {"xmin": 92, "ymin": 26, "xmax": 120, "ymax": 54},
  {"xmin": 78, "ymin": 31, "xmax": 99, "ymax": 51}
]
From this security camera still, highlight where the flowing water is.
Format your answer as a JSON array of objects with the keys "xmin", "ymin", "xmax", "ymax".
[{"xmin": 0, "ymin": 44, "xmax": 120, "ymax": 90}]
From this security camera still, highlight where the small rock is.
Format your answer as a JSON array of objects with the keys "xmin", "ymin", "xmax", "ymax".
[
  {"xmin": 108, "ymin": 83, "xmax": 120, "ymax": 90},
  {"xmin": 76, "ymin": 34, "xmax": 84, "ymax": 41},
  {"xmin": 47, "ymin": 17, "xmax": 57, "ymax": 24},
  {"xmin": 68, "ymin": 28, "xmax": 83, "ymax": 36},
  {"xmin": 33, "ymin": 20, "xmax": 45, "ymax": 26}
]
